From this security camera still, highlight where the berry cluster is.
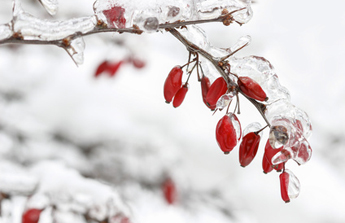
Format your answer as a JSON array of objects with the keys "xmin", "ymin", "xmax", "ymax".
[{"xmin": 163, "ymin": 55, "xmax": 312, "ymax": 203}]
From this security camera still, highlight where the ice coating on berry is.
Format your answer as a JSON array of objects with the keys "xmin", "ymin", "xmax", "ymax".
[
  {"xmin": 230, "ymin": 56, "xmax": 290, "ymax": 103},
  {"xmin": 238, "ymin": 76, "xmax": 267, "ymax": 101},
  {"xmin": 285, "ymin": 169, "xmax": 301, "ymax": 200},
  {"xmin": 263, "ymin": 139, "xmax": 284, "ymax": 172},
  {"xmin": 242, "ymin": 122, "xmax": 262, "ymax": 137},
  {"xmin": 216, "ymin": 92, "xmax": 235, "ymax": 111},
  {"xmin": 102, "ymin": 6, "xmax": 126, "ymax": 28}
]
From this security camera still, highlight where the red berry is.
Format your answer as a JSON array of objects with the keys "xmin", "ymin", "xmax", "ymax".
[
  {"xmin": 238, "ymin": 76, "xmax": 267, "ymax": 101},
  {"xmin": 200, "ymin": 75, "xmax": 216, "ymax": 110},
  {"xmin": 132, "ymin": 58, "xmax": 145, "ymax": 69},
  {"xmin": 111, "ymin": 214, "xmax": 131, "ymax": 223},
  {"xmin": 262, "ymin": 153, "xmax": 274, "ymax": 174},
  {"xmin": 239, "ymin": 132, "xmax": 261, "ymax": 167},
  {"xmin": 205, "ymin": 77, "xmax": 228, "ymax": 108},
  {"xmin": 263, "ymin": 139, "xmax": 284, "ymax": 172},
  {"xmin": 22, "ymin": 208, "xmax": 42, "ymax": 223},
  {"xmin": 95, "ymin": 61, "xmax": 109, "ymax": 77},
  {"xmin": 216, "ymin": 114, "xmax": 240, "ymax": 154},
  {"xmin": 102, "ymin": 6, "xmax": 126, "ymax": 28},
  {"xmin": 280, "ymin": 171, "xmax": 290, "ymax": 203},
  {"xmin": 108, "ymin": 61, "xmax": 123, "ymax": 77},
  {"xmin": 173, "ymin": 84, "xmax": 188, "ymax": 108},
  {"xmin": 163, "ymin": 66, "xmax": 183, "ymax": 103},
  {"xmin": 162, "ymin": 178, "xmax": 177, "ymax": 204}
]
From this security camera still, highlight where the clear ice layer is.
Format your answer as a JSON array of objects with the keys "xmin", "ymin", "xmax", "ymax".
[
  {"xmin": 38, "ymin": 0, "xmax": 59, "ymax": 15},
  {"xmin": 216, "ymin": 92, "xmax": 235, "ymax": 111},
  {"xmin": 0, "ymin": 24, "xmax": 13, "ymax": 41},
  {"xmin": 12, "ymin": 3, "xmax": 96, "ymax": 41},
  {"xmin": 93, "ymin": 0, "xmax": 252, "ymax": 30},
  {"xmin": 285, "ymin": 169, "xmax": 300, "ymax": 200},
  {"xmin": 65, "ymin": 37, "xmax": 86, "ymax": 66},
  {"xmin": 242, "ymin": 122, "xmax": 262, "ymax": 137},
  {"xmin": 229, "ymin": 55, "xmax": 291, "ymax": 104}
]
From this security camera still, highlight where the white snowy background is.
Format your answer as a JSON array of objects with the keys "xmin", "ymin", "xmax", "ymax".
[{"xmin": 0, "ymin": 0, "xmax": 345, "ymax": 223}]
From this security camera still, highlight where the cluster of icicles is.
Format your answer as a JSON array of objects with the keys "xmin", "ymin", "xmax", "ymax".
[{"xmin": 163, "ymin": 43, "xmax": 312, "ymax": 203}]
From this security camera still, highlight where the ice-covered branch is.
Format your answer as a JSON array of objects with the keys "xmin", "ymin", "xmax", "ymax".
[{"xmin": 0, "ymin": 0, "xmax": 252, "ymax": 65}]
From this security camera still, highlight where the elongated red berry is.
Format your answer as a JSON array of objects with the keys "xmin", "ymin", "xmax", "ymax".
[
  {"xmin": 262, "ymin": 153, "xmax": 274, "ymax": 174},
  {"xmin": 216, "ymin": 114, "xmax": 238, "ymax": 154},
  {"xmin": 22, "ymin": 208, "xmax": 42, "ymax": 223},
  {"xmin": 108, "ymin": 61, "xmax": 123, "ymax": 77},
  {"xmin": 95, "ymin": 61, "xmax": 109, "ymax": 77},
  {"xmin": 102, "ymin": 6, "xmax": 126, "ymax": 28},
  {"xmin": 201, "ymin": 75, "xmax": 216, "ymax": 110},
  {"xmin": 164, "ymin": 66, "xmax": 183, "ymax": 103},
  {"xmin": 173, "ymin": 84, "xmax": 188, "ymax": 108},
  {"xmin": 132, "ymin": 58, "xmax": 145, "ymax": 69},
  {"xmin": 280, "ymin": 171, "xmax": 290, "ymax": 203},
  {"xmin": 162, "ymin": 178, "xmax": 177, "ymax": 204},
  {"xmin": 239, "ymin": 132, "xmax": 261, "ymax": 167},
  {"xmin": 263, "ymin": 139, "xmax": 284, "ymax": 172},
  {"xmin": 205, "ymin": 77, "xmax": 227, "ymax": 108},
  {"xmin": 238, "ymin": 76, "xmax": 267, "ymax": 101}
]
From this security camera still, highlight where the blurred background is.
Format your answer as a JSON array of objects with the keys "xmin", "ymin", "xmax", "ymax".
[{"xmin": 0, "ymin": 0, "xmax": 345, "ymax": 222}]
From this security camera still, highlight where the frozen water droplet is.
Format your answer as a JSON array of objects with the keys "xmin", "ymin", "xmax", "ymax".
[
  {"xmin": 230, "ymin": 113, "xmax": 242, "ymax": 141},
  {"xmin": 0, "ymin": 24, "xmax": 13, "ymax": 41},
  {"xmin": 216, "ymin": 92, "xmax": 235, "ymax": 111},
  {"xmin": 231, "ymin": 1, "xmax": 253, "ymax": 24},
  {"xmin": 38, "ymin": 0, "xmax": 59, "ymax": 15},
  {"xmin": 143, "ymin": 17, "xmax": 159, "ymax": 31},
  {"xmin": 65, "ymin": 37, "xmax": 85, "ymax": 66},
  {"xmin": 271, "ymin": 149, "xmax": 291, "ymax": 165},
  {"xmin": 242, "ymin": 122, "xmax": 262, "ymax": 137},
  {"xmin": 293, "ymin": 138, "xmax": 312, "ymax": 165},
  {"xmin": 179, "ymin": 25, "xmax": 209, "ymax": 51},
  {"xmin": 285, "ymin": 169, "xmax": 300, "ymax": 200},
  {"xmin": 194, "ymin": 0, "xmax": 252, "ymax": 23},
  {"xmin": 269, "ymin": 125, "xmax": 289, "ymax": 149}
]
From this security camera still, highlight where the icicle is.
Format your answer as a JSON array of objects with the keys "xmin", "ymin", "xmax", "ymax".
[
  {"xmin": 38, "ymin": 0, "xmax": 59, "ymax": 15},
  {"xmin": 0, "ymin": 24, "xmax": 13, "ymax": 41},
  {"xmin": 65, "ymin": 37, "xmax": 85, "ymax": 66},
  {"xmin": 228, "ymin": 35, "xmax": 251, "ymax": 55}
]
